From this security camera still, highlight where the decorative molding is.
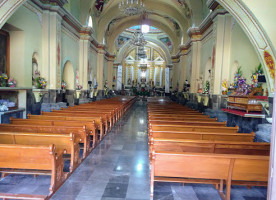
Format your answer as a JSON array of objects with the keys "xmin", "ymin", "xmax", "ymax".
[
  {"xmin": 176, "ymin": 8, "xmax": 228, "ymax": 58},
  {"xmin": 29, "ymin": 0, "xmax": 114, "ymax": 57}
]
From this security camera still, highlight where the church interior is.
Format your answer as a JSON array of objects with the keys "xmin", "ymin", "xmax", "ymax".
[{"xmin": 0, "ymin": 0, "xmax": 276, "ymax": 199}]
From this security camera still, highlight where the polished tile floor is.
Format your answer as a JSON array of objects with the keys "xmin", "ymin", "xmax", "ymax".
[
  {"xmin": 51, "ymin": 101, "xmax": 150, "ymax": 200},
  {"xmin": 0, "ymin": 101, "xmax": 268, "ymax": 200}
]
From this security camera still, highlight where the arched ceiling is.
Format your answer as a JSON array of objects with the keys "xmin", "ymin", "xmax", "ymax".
[
  {"xmin": 116, "ymin": 38, "xmax": 172, "ymax": 64},
  {"xmin": 106, "ymin": 15, "xmax": 179, "ymax": 54},
  {"xmin": 78, "ymin": 0, "xmax": 210, "ymax": 59}
]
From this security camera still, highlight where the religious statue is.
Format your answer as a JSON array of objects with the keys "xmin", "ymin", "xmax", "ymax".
[
  {"xmin": 127, "ymin": 78, "xmax": 131, "ymax": 85},
  {"xmin": 197, "ymin": 77, "xmax": 203, "ymax": 93}
]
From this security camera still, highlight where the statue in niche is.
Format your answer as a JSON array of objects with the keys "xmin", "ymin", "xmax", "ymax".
[
  {"xmin": 32, "ymin": 59, "xmax": 38, "ymax": 87},
  {"xmin": 197, "ymin": 76, "xmax": 203, "ymax": 93},
  {"xmin": 127, "ymin": 78, "xmax": 131, "ymax": 85}
]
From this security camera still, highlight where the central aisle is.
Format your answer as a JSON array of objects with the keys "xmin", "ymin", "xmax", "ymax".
[{"xmin": 51, "ymin": 101, "xmax": 150, "ymax": 200}]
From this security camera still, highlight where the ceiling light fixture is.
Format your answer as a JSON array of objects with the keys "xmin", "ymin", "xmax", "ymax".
[{"xmin": 118, "ymin": 0, "xmax": 145, "ymax": 16}]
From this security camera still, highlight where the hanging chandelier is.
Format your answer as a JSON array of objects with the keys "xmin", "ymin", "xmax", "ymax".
[
  {"xmin": 118, "ymin": 0, "xmax": 145, "ymax": 16},
  {"xmin": 130, "ymin": 30, "xmax": 147, "ymax": 47}
]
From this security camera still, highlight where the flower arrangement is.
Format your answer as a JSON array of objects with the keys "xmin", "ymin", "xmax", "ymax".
[
  {"xmin": 33, "ymin": 69, "xmax": 47, "ymax": 89},
  {"xmin": 203, "ymin": 81, "xmax": 210, "ymax": 94},
  {"xmin": 251, "ymin": 63, "xmax": 263, "ymax": 88},
  {"xmin": 61, "ymin": 80, "xmax": 67, "ymax": 90},
  {"xmin": 221, "ymin": 79, "xmax": 228, "ymax": 93},
  {"xmin": 7, "ymin": 77, "xmax": 16, "ymax": 87},
  {"xmin": 36, "ymin": 77, "xmax": 47, "ymax": 89},
  {"xmin": 234, "ymin": 67, "xmax": 243, "ymax": 89},
  {"xmin": 236, "ymin": 77, "xmax": 251, "ymax": 96},
  {"xmin": 76, "ymin": 84, "xmax": 83, "ymax": 90},
  {"xmin": 0, "ymin": 73, "xmax": 8, "ymax": 87}
]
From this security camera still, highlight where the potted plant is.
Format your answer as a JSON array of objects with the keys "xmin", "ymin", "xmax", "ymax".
[{"xmin": 75, "ymin": 84, "xmax": 83, "ymax": 99}]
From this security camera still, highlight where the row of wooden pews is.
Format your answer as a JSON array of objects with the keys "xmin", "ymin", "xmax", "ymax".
[
  {"xmin": 148, "ymin": 97, "xmax": 269, "ymax": 200},
  {"xmin": 0, "ymin": 96, "xmax": 137, "ymax": 200}
]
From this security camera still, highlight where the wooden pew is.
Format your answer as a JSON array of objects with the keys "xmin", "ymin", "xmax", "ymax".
[
  {"xmin": 28, "ymin": 114, "xmax": 104, "ymax": 141},
  {"xmin": 148, "ymin": 113, "xmax": 212, "ymax": 119},
  {"xmin": 0, "ymin": 124, "xmax": 90, "ymax": 158},
  {"xmin": 40, "ymin": 112, "xmax": 107, "ymax": 138},
  {"xmin": 149, "ymin": 138, "xmax": 270, "ymax": 156},
  {"xmin": 0, "ymin": 144, "xmax": 67, "ymax": 196},
  {"xmin": 150, "ymin": 151, "xmax": 269, "ymax": 200},
  {"xmin": 150, "ymin": 124, "xmax": 239, "ymax": 133},
  {"xmin": 149, "ymin": 120, "xmax": 227, "ymax": 127},
  {"xmin": 52, "ymin": 110, "xmax": 112, "ymax": 132},
  {"xmin": 62, "ymin": 108, "xmax": 115, "ymax": 127},
  {"xmin": 149, "ymin": 130, "xmax": 255, "ymax": 142},
  {"xmin": 148, "ymin": 117, "xmax": 218, "ymax": 122},
  {"xmin": 10, "ymin": 117, "xmax": 98, "ymax": 149},
  {"xmin": 0, "ymin": 132, "xmax": 80, "ymax": 172},
  {"xmin": 75, "ymin": 104, "xmax": 121, "ymax": 121}
]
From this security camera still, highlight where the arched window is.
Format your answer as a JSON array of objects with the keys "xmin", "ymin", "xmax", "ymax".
[{"xmin": 88, "ymin": 16, "xmax": 93, "ymax": 28}]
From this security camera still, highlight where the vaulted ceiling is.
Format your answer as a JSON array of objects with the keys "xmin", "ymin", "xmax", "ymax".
[{"xmin": 79, "ymin": 0, "xmax": 209, "ymax": 60}]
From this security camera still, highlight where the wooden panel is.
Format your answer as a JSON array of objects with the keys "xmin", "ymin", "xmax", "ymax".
[
  {"xmin": 155, "ymin": 153, "xmax": 230, "ymax": 180},
  {"xmin": 232, "ymin": 158, "xmax": 269, "ymax": 181}
]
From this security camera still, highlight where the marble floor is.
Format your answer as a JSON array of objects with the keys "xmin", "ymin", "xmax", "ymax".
[{"xmin": 0, "ymin": 100, "xmax": 267, "ymax": 200}]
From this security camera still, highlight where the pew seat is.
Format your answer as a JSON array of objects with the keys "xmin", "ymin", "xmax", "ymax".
[
  {"xmin": 0, "ymin": 144, "xmax": 67, "ymax": 196},
  {"xmin": 0, "ymin": 132, "xmax": 80, "ymax": 172},
  {"xmin": 150, "ymin": 151, "xmax": 269, "ymax": 200},
  {"xmin": 0, "ymin": 124, "xmax": 90, "ymax": 158}
]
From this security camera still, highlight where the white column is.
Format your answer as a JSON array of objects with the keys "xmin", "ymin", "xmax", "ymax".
[
  {"xmin": 160, "ymin": 67, "xmax": 163, "ymax": 87},
  {"xmin": 125, "ymin": 66, "xmax": 129, "ymax": 85},
  {"xmin": 42, "ymin": 11, "xmax": 61, "ymax": 89},
  {"xmin": 190, "ymin": 41, "xmax": 201, "ymax": 93},
  {"xmin": 179, "ymin": 54, "xmax": 188, "ymax": 91},
  {"xmin": 131, "ymin": 66, "xmax": 134, "ymax": 82},
  {"xmin": 165, "ymin": 67, "xmax": 170, "ymax": 93},
  {"xmin": 154, "ymin": 67, "xmax": 157, "ymax": 86},
  {"xmin": 211, "ymin": 14, "xmax": 232, "ymax": 94},
  {"xmin": 96, "ymin": 47, "xmax": 105, "ymax": 90},
  {"xmin": 146, "ymin": 68, "xmax": 149, "ymax": 84},
  {"xmin": 138, "ymin": 69, "xmax": 141, "ymax": 84},
  {"xmin": 79, "ymin": 36, "xmax": 89, "ymax": 90},
  {"xmin": 221, "ymin": 14, "xmax": 233, "ymax": 82},
  {"xmin": 107, "ymin": 60, "xmax": 114, "ymax": 88}
]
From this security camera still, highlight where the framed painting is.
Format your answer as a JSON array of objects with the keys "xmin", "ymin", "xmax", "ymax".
[{"xmin": 0, "ymin": 30, "xmax": 10, "ymax": 76}]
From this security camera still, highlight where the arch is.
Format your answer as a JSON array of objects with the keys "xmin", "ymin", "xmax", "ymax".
[
  {"xmin": 106, "ymin": 15, "xmax": 180, "ymax": 54},
  {"xmin": 98, "ymin": 0, "xmax": 189, "ymax": 36},
  {"xmin": 0, "ymin": 0, "xmax": 27, "ymax": 29},
  {"xmin": 62, "ymin": 60, "xmax": 75, "ymax": 90},
  {"xmin": 116, "ymin": 38, "xmax": 172, "ymax": 64},
  {"xmin": 216, "ymin": 0, "xmax": 276, "ymax": 95}
]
